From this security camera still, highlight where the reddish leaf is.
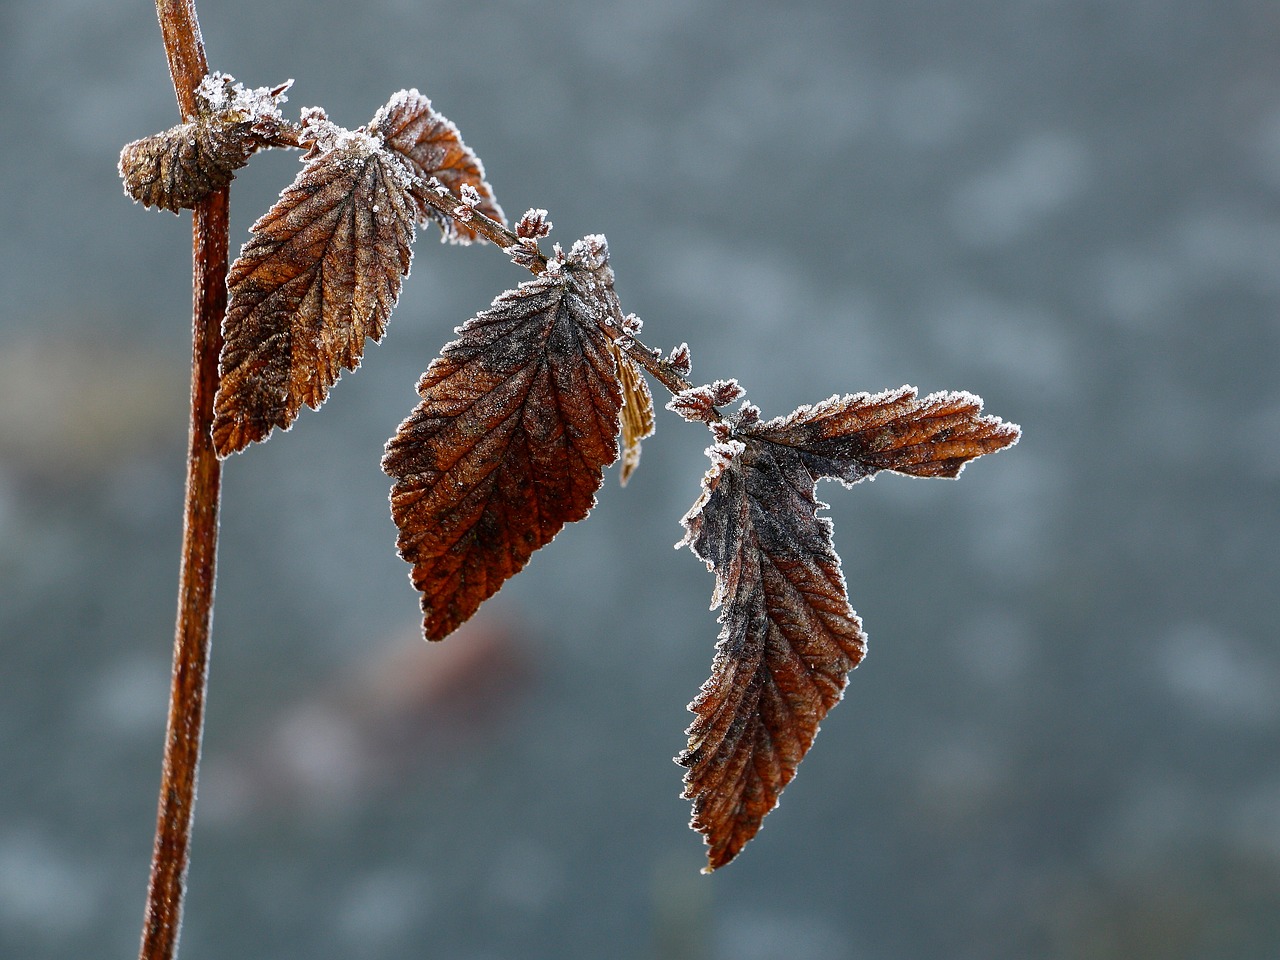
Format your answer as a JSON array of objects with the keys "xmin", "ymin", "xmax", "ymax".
[
  {"xmin": 747, "ymin": 385, "xmax": 1021, "ymax": 483},
  {"xmin": 609, "ymin": 342, "xmax": 654, "ymax": 486},
  {"xmin": 370, "ymin": 89, "xmax": 505, "ymax": 243},
  {"xmin": 678, "ymin": 437, "xmax": 867, "ymax": 871},
  {"xmin": 678, "ymin": 389, "xmax": 1019, "ymax": 869},
  {"xmin": 383, "ymin": 236, "xmax": 623, "ymax": 641},
  {"xmin": 212, "ymin": 130, "xmax": 417, "ymax": 456}
]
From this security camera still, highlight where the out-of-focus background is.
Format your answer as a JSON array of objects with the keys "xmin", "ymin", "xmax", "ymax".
[{"xmin": 3, "ymin": 1, "xmax": 1279, "ymax": 958}]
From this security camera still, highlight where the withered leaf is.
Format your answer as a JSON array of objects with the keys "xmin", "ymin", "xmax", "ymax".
[
  {"xmin": 383, "ymin": 236, "xmax": 623, "ymax": 641},
  {"xmin": 119, "ymin": 73, "xmax": 288, "ymax": 213},
  {"xmin": 678, "ymin": 387, "xmax": 1020, "ymax": 870},
  {"xmin": 608, "ymin": 341, "xmax": 655, "ymax": 485},
  {"xmin": 678, "ymin": 437, "xmax": 867, "ymax": 871},
  {"xmin": 746, "ymin": 385, "xmax": 1022, "ymax": 483},
  {"xmin": 370, "ymin": 89, "xmax": 505, "ymax": 243},
  {"xmin": 212, "ymin": 130, "xmax": 416, "ymax": 456}
]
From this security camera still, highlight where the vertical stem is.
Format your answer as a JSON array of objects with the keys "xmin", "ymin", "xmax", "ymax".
[{"xmin": 140, "ymin": 3, "xmax": 226, "ymax": 959}]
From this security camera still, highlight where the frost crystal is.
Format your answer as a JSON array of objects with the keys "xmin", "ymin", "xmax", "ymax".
[
  {"xmin": 568, "ymin": 235, "xmax": 609, "ymax": 271},
  {"xmin": 196, "ymin": 73, "xmax": 290, "ymax": 126}
]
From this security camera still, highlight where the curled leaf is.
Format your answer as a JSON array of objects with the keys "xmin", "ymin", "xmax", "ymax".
[
  {"xmin": 119, "ymin": 73, "xmax": 289, "ymax": 213},
  {"xmin": 212, "ymin": 130, "xmax": 416, "ymax": 455},
  {"xmin": 678, "ymin": 386, "xmax": 1020, "ymax": 869},
  {"xmin": 383, "ymin": 236, "xmax": 623, "ymax": 640},
  {"xmin": 370, "ymin": 89, "xmax": 505, "ymax": 243},
  {"xmin": 608, "ymin": 342, "xmax": 655, "ymax": 485}
]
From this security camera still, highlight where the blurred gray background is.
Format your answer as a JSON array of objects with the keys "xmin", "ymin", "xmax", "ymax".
[{"xmin": 3, "ymin": 1, "xmax": 1279, "ymax": 958}]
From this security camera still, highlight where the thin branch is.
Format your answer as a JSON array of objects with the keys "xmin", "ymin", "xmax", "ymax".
[
  {"xmin": 155, "ymin": 0, "xmax": 209, "ymax": 121},
  {"xmin": 140, "ymin": 3, "xmax": 227, "ymax": 960},
  {"xmin": 408, "ymin": 177, "xmax": 536, "ymax": 261}
]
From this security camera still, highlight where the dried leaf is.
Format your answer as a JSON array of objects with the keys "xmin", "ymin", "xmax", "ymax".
[
  {"xmin": 212, "ymin": 131, "xmax": 417, "ymax": 456},
  {"xmin": 678, "ymin": 437, "xmax": 867, "ymax": 871},
  {"xmin": 383, "ymin": 236, "xmax": 623, "ymax": 640},
  {"xmin": 119, "ymin": 73, "xmax": 288, "ymax": 213},
  {"xmin": 678, "ymin": 388, "xmax": 1020, "ymax": 869},
  {"xmin": 370, "ymin": 89, "xmax": 505, "ymax": 243},
  {"xmin": 747, "ymin": 385, "xmax": 1021, "ymax": 483},
  {"xmin": 608, "ymin": 342, "xmax": 655, "ymax": 485}
]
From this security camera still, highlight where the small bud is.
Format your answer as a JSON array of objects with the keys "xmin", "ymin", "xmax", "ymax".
[
  {"xmin": 568, "ymin": 235, "xmax": 609, "ymax": 270},
  {"xmin": 735, "ymin": 402, "xmax": 762, "ymax": 428},
  {"xmin": 667, "ymin": 343, "xmax": 692, "ymax": 377},
  {"xmin": 710, "ymin": 379, "xmax": 745, "ymax": 407},
  {"xmin": 516, "ymin": 208, "xmax": 553, "ymax": 239},
  {"xmin": 667, "ymin": 385, "xmax": 719, "ymax": 424}
]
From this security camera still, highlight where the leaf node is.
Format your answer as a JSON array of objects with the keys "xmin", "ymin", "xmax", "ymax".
[{"xmin": 119, "ymin": 72, "xmax": 289, "ymax": 213}]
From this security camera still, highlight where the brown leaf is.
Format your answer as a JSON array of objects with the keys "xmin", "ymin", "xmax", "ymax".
[
  {"xmin": 677, "ymin": 388, "xmax": 1019, "ymax": 869},
  {"xmin": 678, "ymin": 437, "xmax": 867, "ymax": 871},
  {"xmin": 745, "ymin": 385, "xmax": 1021, "ymax": 483},
  {"xmin": 382, "ymin": 236, "xmax": 623, "ymax": 641},
  {"xmin": 212, "ymin": 131, "xmax": 417, "ymax": 456},
  {"xmin": 370, "ymin": 89, "xmax": 505, "ymax": 243},
  {"xmin": 609, "ymin": 342, "xmax": 655, "ymax": 485},
  {"xmin": 119, "ymin": 73, "xmax": 288, "ymax": 213}
]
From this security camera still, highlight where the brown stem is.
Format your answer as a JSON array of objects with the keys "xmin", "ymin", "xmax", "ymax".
[
  {"xmin": 612, "ymin": 336, "xmax": 697, "ymax": 400},
  {"xmin": 407, "ymin": 177, "xmax": 541, "ymax": 263},
  {"xmin": 140, "ymin": 3, "xmax": 226, "ymax": 960}
]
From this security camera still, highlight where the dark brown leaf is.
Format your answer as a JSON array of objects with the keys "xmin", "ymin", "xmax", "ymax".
[
  {"xmin": 119, "ymin": 73, "xmax": 288, "ymax": 213},
  {"xmin": 383, "ymin": 236, "xmax": 623, "ymax": 641},
  {"xmin": 678, "ymin": 437, "xmax": 867, "ymax": 871},
  {"xmin": 609, "ymin": 342, "xmax": 654, "ymax": 485},
  {"xmin": 370, "ymin": 89, "xmax": 505, "ymax": 243},
  {"xmin": 677, "ymin": 388, "xmax": 1019, "ymax": 869},
  {"xmin": 212, "ymin": 129, "xmax": 417, "ymax": 456}
]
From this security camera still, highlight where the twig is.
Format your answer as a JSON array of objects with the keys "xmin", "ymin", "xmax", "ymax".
[{"xmin": 139, "ymin": 3, "xmax": 227, "ymax": 959}]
